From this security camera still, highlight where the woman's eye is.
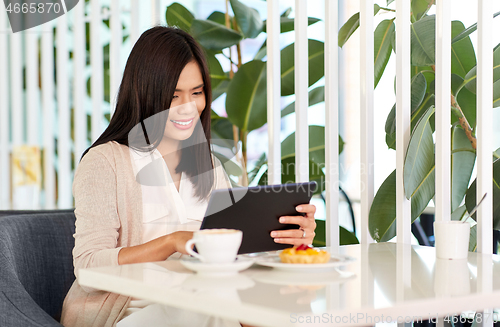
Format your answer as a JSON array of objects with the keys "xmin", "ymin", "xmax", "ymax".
[
  {"xmin": 172, "ymin": 95, "xmax": 178, "ymax": 99},
  {"xmin": 193, "ymin": 91, "xmax": 203, "ymax": 96}
]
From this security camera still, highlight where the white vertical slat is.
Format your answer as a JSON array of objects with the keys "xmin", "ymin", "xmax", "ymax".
[
  {"xmin": 110, "ymin": 0, "xmax": 122, "ymax": 117},
  {"xmin": 435, "ymin": 0, "xmax": 451, "ymax": 223},
  {"xmin": 10, "ymin": 32, "xmax": 23, "ymax": 145},
  {"xmin": 294, "ymin": 0, "xmax": 309, "ymax": 183},
  {"xmin": 74, "ymin": 0, "xmax": 87, "ymax": 162},
  {"xmin": 151, "ymin": 0, "xmax": 160, "ymax": 26},
  {"xmin": 91, "ymin": 0, "xmax": 104, "ymax": 142},
  {"xmin": 395, "ymin": 0, "xmax": 411, "ymax": 243},
  {"xmin": 476, "ymin": 4, "xmax": 494, "ymax": 324},
  {"xmin": 26, "ymin": 28, "xmax": 40, "ymax": 145},
  {"xmin": 57, "ymin": 14, "xmax": 71, "ymax": 208},
  {"xmin": 476, "ymin": 0, "xmax": 493, "ymax": 255},
  {"xmin": 0, "ymin": 7, "xmax": 10, "ymax": 209},
  {"xmin": 266, "ymin": 0, "xmax": 281, "ymax": 185},
  {"xmin": 130, "ymin": 0, "xmax": 140, "ymax": 47},
  {"xmin": 42, "ymin": 22, "xmax": 56, "ymax": 209},
  {"xmin": 325, "ymin": 0, "xmax": 339, "ymax": 248},
  {"xmin": 360, "ymin": 0, "xmax": 375, "ymax": 243}
]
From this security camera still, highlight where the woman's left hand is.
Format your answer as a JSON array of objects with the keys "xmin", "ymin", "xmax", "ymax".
[{"xmin": 270, "ymin": 204, "xmax": 316, "ymax": 246}]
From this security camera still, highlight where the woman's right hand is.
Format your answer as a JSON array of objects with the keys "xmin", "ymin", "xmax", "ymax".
[
  {"xmin": 169, "ymin": 231, "xmax": 194, "ymax": 255},
  {"xmin": 118, "ymin": 231, "xmax": 194, "ymax": 265}
]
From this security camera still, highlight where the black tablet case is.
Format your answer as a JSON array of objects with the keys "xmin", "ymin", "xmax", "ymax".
[{"xmin": 200, "ymin": 182, "xmax": 317, "ymax": 254}]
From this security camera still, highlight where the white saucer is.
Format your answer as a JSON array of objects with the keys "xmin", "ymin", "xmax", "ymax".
[{"xmin": 180, "ymin": 257, "xmax": 255, "ymax": 276}]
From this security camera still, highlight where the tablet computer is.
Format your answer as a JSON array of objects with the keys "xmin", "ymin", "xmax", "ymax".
[{"xmin": 200, "ymin": 181, "xmax": 317, "ymax": 254}]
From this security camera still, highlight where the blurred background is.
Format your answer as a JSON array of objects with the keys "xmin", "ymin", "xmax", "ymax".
[{"xmin": 1, "ymin": 0, "xmax": 500, "ymax": 242}]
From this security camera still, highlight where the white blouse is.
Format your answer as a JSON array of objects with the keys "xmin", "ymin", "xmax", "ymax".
[
  {"xmin": 129, "ymin": 147, "xmax": 231, "ymax": 245},
  {"xmin": 119, "ymin": 148, "xmax": 239, "ymax": 326}
]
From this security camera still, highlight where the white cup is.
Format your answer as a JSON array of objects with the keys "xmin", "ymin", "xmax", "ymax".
[
  {"xmin": 433, "ymin": 221, "xmax": 470, "ymax": 259},
  {"xmin": 185, "ymin": 229, "xmax": 242, "ymax": 264}
]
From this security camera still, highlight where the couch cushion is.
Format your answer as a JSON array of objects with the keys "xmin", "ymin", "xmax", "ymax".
[{"xmin": 0, "ymin": 211, "xmax": 76, "ymax": 322}]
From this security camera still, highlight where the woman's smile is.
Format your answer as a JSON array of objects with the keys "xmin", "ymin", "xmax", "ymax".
[{"xmin": 170, "ymin": 118, "xmax": 194, "ymax": 129}]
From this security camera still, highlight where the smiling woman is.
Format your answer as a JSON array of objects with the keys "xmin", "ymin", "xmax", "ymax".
[{"xmin": 60, "ymin": 26, "xmax": 315, "ymax": 327}]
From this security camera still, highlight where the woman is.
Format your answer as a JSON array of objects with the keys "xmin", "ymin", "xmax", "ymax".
[{"xmin": 61, "ymin": 26, "xmax": 316, "ymax": 327}]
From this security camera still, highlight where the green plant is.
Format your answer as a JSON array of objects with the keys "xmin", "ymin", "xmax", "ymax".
[
  {"xmin": 339, "ymin": 0, "xmax": 500, "ymax": 249},
  {"xmin": 165, "ymin": 1, "xmax": 356, "ymax": 246}
]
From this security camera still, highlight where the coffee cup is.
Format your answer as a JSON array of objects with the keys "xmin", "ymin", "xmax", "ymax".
[{"xmin": 185, "ymin": 229, "xmax": 242, "ymax": 264}]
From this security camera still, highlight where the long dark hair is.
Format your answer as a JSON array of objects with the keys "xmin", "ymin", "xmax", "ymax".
[{"xmin": 83, "ymin": 26, "xmax": 214, "ymax": 200}]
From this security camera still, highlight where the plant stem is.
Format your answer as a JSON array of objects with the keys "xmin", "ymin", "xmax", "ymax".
[
  {"xmin": 430, "ymin": 65, "xmax": 477, "ymax": 150},
  {"xmin": 450, "ymin": 94, "xmax": 477, "ymax": 150}
]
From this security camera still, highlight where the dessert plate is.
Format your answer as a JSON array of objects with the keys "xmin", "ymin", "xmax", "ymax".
[
  {"xmin": 254, "ymin": 253, "xmax": 356, "ymax": 272},
  {"xmin": 180, "ymin": 256, "xmax": 255, "ymax": 276}
]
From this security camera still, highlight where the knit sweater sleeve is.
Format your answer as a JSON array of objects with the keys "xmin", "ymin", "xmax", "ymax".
[{"xmin": 72, "ymin": 147, "xmax": 124, "ymax": 293}]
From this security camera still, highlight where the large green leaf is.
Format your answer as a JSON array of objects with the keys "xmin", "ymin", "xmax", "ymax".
[
  {"xmin": 191, "ymin": 19, "xmax": 243, "ymax": 51},
  {"xmin": 411, "ymin": 17, "xmax": 477, "ymax": 76},
  {"xmin": 262, "ymin": 17, "xmax": 320, "ymax": 34},
  {"xmin": 451, "ymin": 126, "xmax": 476, "ymax": 212},
  {"xmin": 281, "ymin": 126, "xmax": 344, "ymax": 166},
  {"xmin": 450, "ymin": 21, "xmax": 476, "ymax": 78},
  {"xmin": 451, "ymin": 10, "xmax": 500, "ymax": 44},
  {"xmin": 225, "ymin": 60, "xmax": 267, "ymax": 132},
  {"xmin": 338, "ymin": 4, "xmax": 381, "ymax": 48},
  {"xmin": 281, "ymin": 86, "xmax": 324, "ymax": 118},
  {"xmin": 385, "ymin": 73, "xmax": 427, "ymax": 135},
  {"xmin": 166, "ymin": 2, "xmax": 194, "ymax": 32},
  {"xmin": 369, "ymin": 166, "xmax": 434, "ymax": 242},
  {"xmin": 465, "ymin": 158, "xmax": 500, "ymax": 230},
  {"xmin": 464, "ymin": 44, "xmax": 500, "ymax": 95},
  {"xmin": 411, "ymin": 15, "xmax": 435, "ymax": 66},
  {"xmin": 280, "ymin": 39, "xmax": 325, "ymax": 96},
  {"xmin": 313, "ymin": 220, "xmax": 359, "ymax": 247},
  {"xmin": 411, "ymin": 0, "xmax": 433, "ymax": 22},
  {"xmin": 205, "ymin": 51, "xmax": 226, "ymax": 90},
  {"xmin": 386, "ymin": 94, "xmax": 435, "ymax": 150},
  {"xmin": 230, "ymin": 0, "xmax": 263, "ymax": 39},
  {"xmin": 207, "ymin": 11, "xmax": 234, "ymax": 29},
  {"xmin": 404, "ymin": 105, "xmax": 435, "ymax": 199},
  {"xmin": 374, "ymin": 19, "xmax": 395, "ymax": 88}
]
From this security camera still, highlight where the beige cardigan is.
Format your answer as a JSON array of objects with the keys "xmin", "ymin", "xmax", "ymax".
[{"xmin": 61, "ymin": 141, "xmax": 231, "ymax": 327}]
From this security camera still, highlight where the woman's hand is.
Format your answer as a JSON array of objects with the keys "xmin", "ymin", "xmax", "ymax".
[
  {"xmin": 170, "ymin": 231, "xmax": 194, "ymax": 255},
  {"xmin": 270, "ymin": 204, "xmax": 316, "ymax": 246},
  {"xmin": 118, "ymin": 231, "xmax": 194, "ymax": 265}
]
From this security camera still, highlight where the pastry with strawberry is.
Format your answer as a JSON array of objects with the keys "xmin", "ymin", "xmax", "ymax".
[{"xmin": 279, "ymin": 244, "xmax": 330, "ymax": 264}]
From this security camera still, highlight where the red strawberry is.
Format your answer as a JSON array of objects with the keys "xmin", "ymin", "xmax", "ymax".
[{"xmin": 296, "ymin": 244, "xmax": 310, "ymax": 251}]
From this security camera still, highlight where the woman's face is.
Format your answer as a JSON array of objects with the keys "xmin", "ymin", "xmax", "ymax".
[{"xmin": 163, "ymin": 60, "xmax": 206, "ymax": 142}]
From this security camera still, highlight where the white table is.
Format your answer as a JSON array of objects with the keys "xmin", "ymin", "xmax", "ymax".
[{"xmin": 79, "ymin": 243, "xmax": 500, "ymax": 327}]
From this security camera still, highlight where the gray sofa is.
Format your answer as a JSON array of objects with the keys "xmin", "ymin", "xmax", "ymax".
[{"xmin": 0, "ymin": 210, "xmax": 76, "ymax": 326}]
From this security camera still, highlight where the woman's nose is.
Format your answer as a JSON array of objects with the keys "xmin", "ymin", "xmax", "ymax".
[{"xmin": 176, "ymin": 100, "xmax": 197, "ymax": 115}]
